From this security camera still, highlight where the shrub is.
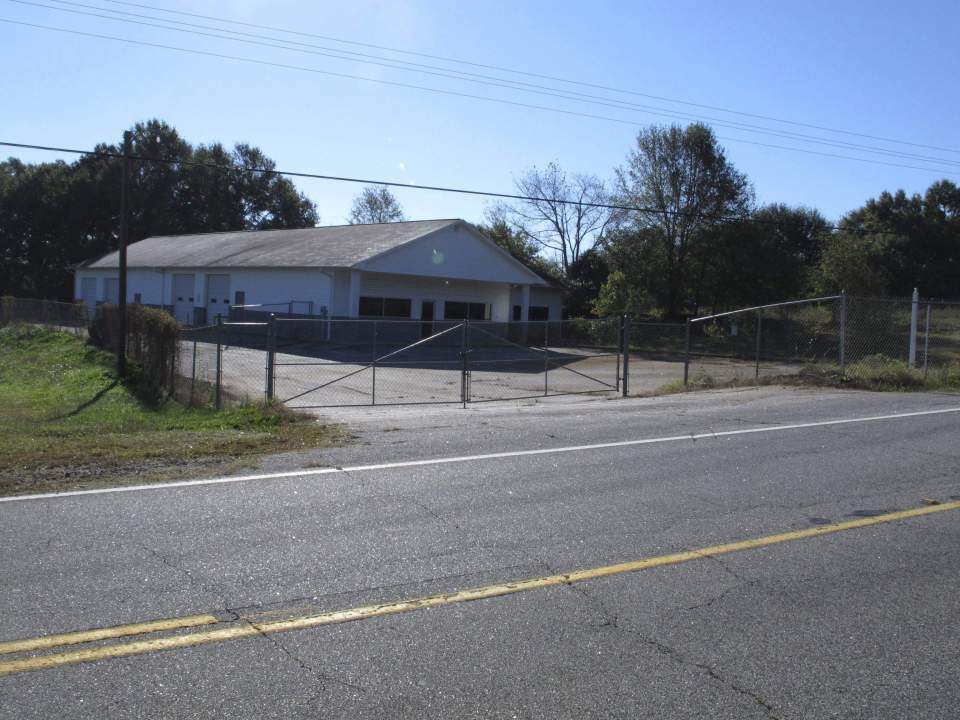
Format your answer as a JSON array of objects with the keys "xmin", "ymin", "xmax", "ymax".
[{"xmin": 89, "ymin": 304, "xmax": 181, "ymax": 405}]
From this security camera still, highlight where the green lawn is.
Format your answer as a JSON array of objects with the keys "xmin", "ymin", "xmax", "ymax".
[{"xmin": 0, "ymin": 325, "xmax": 348, "ymax": 496}]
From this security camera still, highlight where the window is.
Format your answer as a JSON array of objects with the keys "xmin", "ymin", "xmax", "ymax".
[
  {"xmin": 512, "ymin": 305, "xmax": 522, "ymax": 321},
  {"xmin": 133, "ymin": 293, "xmax": 142, "ymax": 304},
  {"xmin": 359, "ymin": 296, "xmax": 412, "ymax": 318},
  {"xmin": 444, "ymin": 301, "xmax": 488, "ymax": 320},
  {"xmin": 528, "ymin": 306, "xmax": 549, "ymax": 321},
  {"xmin": 234, "ymin": 291, "xmax": 245, "ymax": 307}
]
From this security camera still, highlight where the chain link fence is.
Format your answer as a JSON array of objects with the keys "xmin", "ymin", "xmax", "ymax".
[
  {"xmin": 0, "ymin": 296, "xmax": 88, "ymax": 333},
  {"xmin": 684, "ymin": 294, "xmax": 960, "ymax": 386},
  {"xmin": 8, "ymin": 291, "xmax": 955, "ymax": 408},
  {"xmin": 174, "ymin": 317, "xmax": 628, "ymax": 409}
]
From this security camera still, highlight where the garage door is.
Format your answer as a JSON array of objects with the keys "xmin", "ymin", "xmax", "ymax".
[{"xmin": 173, "ymin": 274, "xmax": 195, "ymax": 325}]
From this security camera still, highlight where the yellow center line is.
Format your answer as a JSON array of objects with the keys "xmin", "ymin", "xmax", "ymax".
[
  {"xmin": 0, "ymin": 614, "xmax": 218, "ymax": 656},
  {"xmin": 1, "ymin": 500, "xmax": 957, "ymax": 676}
]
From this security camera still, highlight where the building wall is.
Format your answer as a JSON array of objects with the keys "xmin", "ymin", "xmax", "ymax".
[
  {"xmin": 531, "ymin": 287, "xmax": 563, "ymax": 321},
  {"xmin": 509, "ymin": 285, "xmax": 564, "ymax": 321},
  {"xmin": 74, "ymin": 267, "xmax": 332, "ymax": 322},
  {"xmin": 356, "ymin": 271, "xmax": 512, "ymax": 322},
  {"xmin": 74, "ymin": 268, "xmax": 553, "ymax": 325},
  {"xmin": 328, "ymin": 268, "xmax": 352, "ymax": 317}
]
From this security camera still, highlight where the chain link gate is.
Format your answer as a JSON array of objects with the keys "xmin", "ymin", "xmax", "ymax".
[{"xmin": 265, "ymin": 317, "xmax": 628, "ymax": 409}]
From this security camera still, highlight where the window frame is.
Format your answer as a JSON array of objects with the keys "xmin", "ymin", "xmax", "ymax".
[
  {"xmin": 443, "ymin": 301, "xmax": 489, "ymax": 321},
  {"xmin": 528, "ymin": 306, "xmax": 549, "ymax": 321},
  {"xmin": 358, "ymin": 296, "xmax": 412, "ymax": 319}
]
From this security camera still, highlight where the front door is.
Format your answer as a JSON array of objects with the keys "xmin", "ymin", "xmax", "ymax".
[
  {"xmin": 172, "ymin": 274, "xmax": 195, "ymax": 325},
  {"xmin": 206, "ymin": 274, "xmax": 231, "ymax": 324},
  {"xmin": 420, "ymin": 300, "xmax": 435, "ymax": 339}
]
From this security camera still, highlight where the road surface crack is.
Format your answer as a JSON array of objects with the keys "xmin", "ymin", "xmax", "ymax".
[
  {"xmin": 247, "ymin": 625, "xmax": 366, "ymax": 695},
  {"xmin": 132, "ymin": 540, "xmax": 230, "ymax": 605},
  {"xmin": 538, "ymin": 556, "xmax": 782, "ymax": 719},
  {"xmin": 623, "ymin": 629, "xmax": 784, "ymax": 719}
]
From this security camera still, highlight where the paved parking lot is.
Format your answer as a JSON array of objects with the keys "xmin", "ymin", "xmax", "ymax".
[{"xmin": 182, "ymin": 339, "xmax": 803, "ymax": 409}]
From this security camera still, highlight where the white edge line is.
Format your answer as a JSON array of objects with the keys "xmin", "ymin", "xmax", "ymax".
[{"xmin": 3, "ymin": 406, "xmax": 959, "ymax": 504}]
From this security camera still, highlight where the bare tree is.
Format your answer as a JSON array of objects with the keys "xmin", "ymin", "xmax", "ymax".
[
  {"xmin": 499, "ymin": 162, "xmax": 610, "ymax": 273},
  {"xmin": 348, "ymin": 185, "xmax": 405, "ymax": 224}
]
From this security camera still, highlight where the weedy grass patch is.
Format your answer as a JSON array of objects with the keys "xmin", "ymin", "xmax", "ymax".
[{"xmin": 0, "ymin": 325, "xmax": 348, "ymax": 496}]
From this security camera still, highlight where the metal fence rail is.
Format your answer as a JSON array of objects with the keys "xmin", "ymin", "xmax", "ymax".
[
  {"xmin": 0, "ymin": 296, "xmax": 88, "ymax": 332},
  {"xmin": 129, "ymin": 291, "xmax": 960, "ymax": 408},
  {"xmin": 266, "ymin": 317, "xmax": 627, "ymax": 409},
  {"xmin": 683, "ymin": 292, "xmax": 960, "ymax": 386}
]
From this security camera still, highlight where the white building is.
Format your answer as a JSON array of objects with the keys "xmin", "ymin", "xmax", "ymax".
[{"xmin": 74, "ymin": 219, "xmax": 562, "ymax": 326}]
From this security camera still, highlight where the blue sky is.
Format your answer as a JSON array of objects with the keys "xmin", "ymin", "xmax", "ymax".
[{"xmin": 2, "ymin": 0, "xmax": 958, "ymax": 227}]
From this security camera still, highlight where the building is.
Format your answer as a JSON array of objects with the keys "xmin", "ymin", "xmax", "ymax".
[{"xmin": 74, "ymin": 219, "xmax": 563, "ymax": 326}]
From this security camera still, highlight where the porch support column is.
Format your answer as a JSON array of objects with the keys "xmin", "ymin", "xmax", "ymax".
[
  {"xmin": 520, "ymin": 284, "xmax": 531, "ymax": 323},
  {"xmin": 348, "ymin": 269, "xmax": 361, "ymax": 317}
]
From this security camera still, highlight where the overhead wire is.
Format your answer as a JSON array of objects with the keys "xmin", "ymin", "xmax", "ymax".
[
  {"xmin": 13, "ymin": 0, "xmax": 960, "ymax": 167},
  {"xmin": 89, "ymin": 0, "xmax": 960, "ymax": 156},
  {"xmin": 3, "ymin": 17, "xmax": 959, "ymax": 179}
]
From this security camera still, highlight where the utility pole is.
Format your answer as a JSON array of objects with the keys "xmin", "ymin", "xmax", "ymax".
[{"xmin": 117, "ymin": 130, "xmax": 132, "ymax": 377}]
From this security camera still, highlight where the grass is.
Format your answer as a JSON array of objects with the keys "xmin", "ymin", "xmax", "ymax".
[
  {"xmin": 648, "ymin": 354, "xmax": 960, "ymax": 397},
  {"xmin": 0, "ymin": 325, "xmax": 349, "ymax": 496}
]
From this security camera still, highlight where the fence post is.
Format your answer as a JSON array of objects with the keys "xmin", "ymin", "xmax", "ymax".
[
  {"xmin": 371, "ymin": 320, "xmax": 377, "ymax": 406},
  {"xmin": 615, "ymin": 316, "xmax": 622, "ymax": 394},
  {"xmin": 839, "ymin": 292, "xmax": 847, "ymax": 374},
  {"xmin": 908, "ymin": 287, "xmax": 919, "ymax": 367},
  {"xmin": 622, "ymin": 315, "xmax": 631, "ymax": 397},
  {"xmin": 215, "ymin": 316, "xmax": 223, "ymax": 410},
  {"xmin": 460, "ymin": 320, "xmax": 469, "ymax": 408},
  {"xmin": 190, "ymin": 338, "xmax": 197, "ymax": 404},
  {"xmin": 266, "ymin": 313, "xmax": 276, "ymax": 401},
  {"xmin": 543, "ymin": 320, "xmax": 549, "ymax": 396},
  {"xmin": 923, "ymin": 303, "xmax": 931, "ymax": 377},
  {"xmin": 755, "ymin": 310, "xmax": 763, "ymax": 379},
  {"xmin": 683, "ymin": 318, "xmax": 691, "ymax": 386}
]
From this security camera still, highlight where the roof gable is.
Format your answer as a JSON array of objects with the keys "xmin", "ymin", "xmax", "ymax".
[{"xmin": 359, "ymin": 222, "xmax": 548, "ymax": 285}]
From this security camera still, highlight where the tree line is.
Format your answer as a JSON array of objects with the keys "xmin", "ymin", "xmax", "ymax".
[
  {"xmin": 2, "ymin": 119, "xmax": 957, "ymax": 316},
  {"xmin": 481, "ymin": 123, "xmax": 960, "ymax": 318},
  {"xmin": 0, "ymin": 119, "xmax": 317, "ymax": 299}
]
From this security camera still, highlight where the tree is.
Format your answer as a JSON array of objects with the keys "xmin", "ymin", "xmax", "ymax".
[
  {"xmin": 591, "ymin": 270, "xmax": 652, "ymax": 318},
  {"xmin": 0, "ymin": 119, "xmax": 318, "ymax": 299},
  {"xmin": 565, "ymin": 246, "xmax": 609, "ymax": 317},
  {"xmin": 820, "ymin": 182, "xmax": 960, "ymax": 297},
  {"xmin": 814, "ymin": 231, "xmax": 894, "ymax": 296},
  {"xmin": 348, "ymin": 185, "xmax": 405, "ymax": 224},
  {"xmin": 699, "ymin": 204, "xmax": 829, "ymax": 311},
  {"xmin": 611, "ymin": 123, "xmax": 754, "ymax": 317},
  {"xmin": 496, "ymin": 162, "xmax": 610, "ymax": 274}
]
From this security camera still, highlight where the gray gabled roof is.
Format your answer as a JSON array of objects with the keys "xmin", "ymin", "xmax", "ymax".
[{"xmin": 80, "ymin": 219, "xmax": 461, "ymax": 270}]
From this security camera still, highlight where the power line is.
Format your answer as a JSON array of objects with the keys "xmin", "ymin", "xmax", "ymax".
[
  {"xmin": 4, "ymin": 17, "xmax": 959, "ymax": 179},
  {"xmin": 0, "ymin": 139, "xmax": 907, "ymax": 238},
  {"xmin": 90, "ymin": 0, "xmax": 960, "ymax": 156},
  {"xmin": 18, "ymin": 0, "xmax": 960, "ymax": 167}
]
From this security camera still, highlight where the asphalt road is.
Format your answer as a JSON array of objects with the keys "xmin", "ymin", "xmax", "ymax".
[{"xmin": 2, "ymin": 387, "xmax": 959, "ymax": 718}]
